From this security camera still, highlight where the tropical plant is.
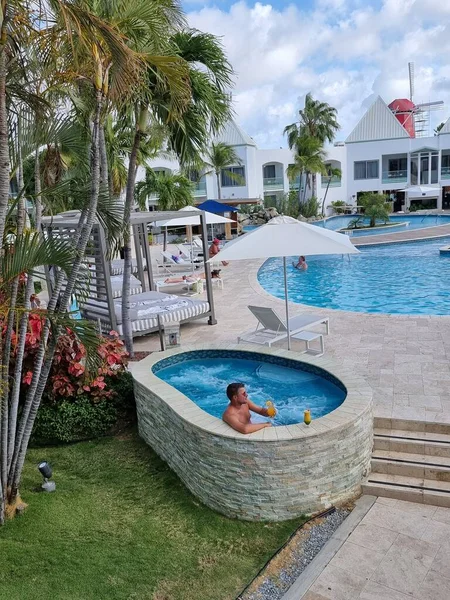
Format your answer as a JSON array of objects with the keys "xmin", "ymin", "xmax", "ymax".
[
  {"xmin": 284, "ymin": 93, "xmax": 339, "ymax": 201},
  {"xmin": 329, "ymin": 200, "xmax": 346, "ymax": 214},
  {"xmin": 119, "ymin": 27, "xmax": 233, "ymax": 355},
  {"xmin": 358, "ymin": 192, "xmax": 391, "ymax": 227},
  {"xmin": 284, "ymin": 92, "xmax": 339, "ymax": 146},
  {"xmin": 321, "ymin": 166, "xmax": 342, "ymax": 216},
  {"xmin": 435, "ymin": 122, "xmax": 445, "ymax": 135},
  {"xmin": 135, "ymin": 169, "xmax": 194, "ymax": 211},
  {"xmin": 203, "ymin": 142, "xmax": 243, "ymax": 200},
  {"xmin": 299, "ymin": 196, "xmax": 320, "ymax": 219},
  {"xmin": 286, "ymin": 136, "xmax": 327, "ymax": 201}
]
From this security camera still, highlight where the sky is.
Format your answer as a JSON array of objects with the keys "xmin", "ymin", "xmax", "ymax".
[{"xmin": 185, "ymin": 0, "xmax": 450, "ymax": 148}]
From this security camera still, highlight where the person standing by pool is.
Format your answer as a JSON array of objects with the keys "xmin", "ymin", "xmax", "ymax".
[
  {"xmin": 222, "ymin": 383, "xmax": 273, "ymax": 434},
  {"xmin": 209, "ymin": 238, "xmax": 229, "ymax": 266},
  {"xmin": 293, "ymin": 256, "xmax": 308, "ymax": 270}
]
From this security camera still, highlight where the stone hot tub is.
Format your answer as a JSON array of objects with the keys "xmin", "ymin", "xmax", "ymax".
[{"xmin": 131, "ymin": 344, "xmax": 373, "ymax": 521}]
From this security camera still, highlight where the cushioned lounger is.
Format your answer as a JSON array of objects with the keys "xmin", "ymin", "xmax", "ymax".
[
  {"xmin": 81, "ymin": 290, "xmax": 210, "ymax": 335},
  {"xmin": 110, "ymin": 259, "xmax": 139, "ymax": 276},
  {"xmin": 110, "ymin": 275, "xmax": 142, "ymax": 298}
]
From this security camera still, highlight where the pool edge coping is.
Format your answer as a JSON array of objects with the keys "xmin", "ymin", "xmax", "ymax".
[{"xmin": 130, "ymin": 343, "xmax": 373, "ymax": 442}]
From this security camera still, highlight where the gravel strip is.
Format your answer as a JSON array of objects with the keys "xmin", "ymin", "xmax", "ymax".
[{"xmin": 239, "ymin": 508, "xmax": 350, "ymax": 600}]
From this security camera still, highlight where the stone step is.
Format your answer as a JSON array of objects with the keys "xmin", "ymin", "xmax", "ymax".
[
  {"xmin": 374, "ymin": 417, "xmax": 450, "ymax": 436},
  {"xmin": 373, "ymin": 428, "xmax": 450, "ymax": 457},
  {"xmin": 362, "ymin": 472, "xmax": 450, "ymax": 507},
  {"xmin": 371, "ymin": 450, "xmax": 450, "ymax": 482}
]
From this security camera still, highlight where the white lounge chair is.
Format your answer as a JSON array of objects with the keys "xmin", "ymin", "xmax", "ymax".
[
  {"xmin": 238, "ymin": 305, "xmax": 329, "ymax": 348},
  {"xmin": 156, "ymin": 251, "xmax": 196, "ymax": 273}
]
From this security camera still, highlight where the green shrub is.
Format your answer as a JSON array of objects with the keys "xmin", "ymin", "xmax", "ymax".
[
  {"xmin": 31, "ymin": 396, "xmax": 117, "ymax": 445},
  {"xmin": 329, "ymin": 200, "xmax": 346, "ymax": 214},
  {"xmin": 31, "ymin": 371, "xmax": 136, "ymax": 446},
  {"xmin": 299, "ymin": 196, "xmax": 319, "ymax": 218}
]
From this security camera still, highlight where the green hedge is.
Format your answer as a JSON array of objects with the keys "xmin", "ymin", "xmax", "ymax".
[{"xmin": 31, "ymin": 371, "xmax": 135, "ymax": 446}]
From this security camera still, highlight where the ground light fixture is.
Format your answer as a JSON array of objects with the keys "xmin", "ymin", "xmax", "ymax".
[{"xmin": 38, "ymin": 461, "xmax": 56, "ymax": 492}]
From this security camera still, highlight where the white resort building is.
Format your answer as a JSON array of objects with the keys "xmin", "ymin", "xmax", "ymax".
[{"xmin": 143, "ymin": 94, "xmax": 450, "ymax": 215}]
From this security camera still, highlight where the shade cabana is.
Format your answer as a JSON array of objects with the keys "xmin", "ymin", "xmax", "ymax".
[{"xmin": 41, "ymin": 209, "xmax": 217, "ymax": 337}]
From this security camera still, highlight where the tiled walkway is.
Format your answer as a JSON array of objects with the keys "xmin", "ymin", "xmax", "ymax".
[
  {"xmin": 303, "ymin": 497, "xmax": 450, "ymax": 600},
  {"xmin": 134, "ymin": 239, "xmax": 450, "ymax": 599},
  {"xmin": 135, "ymin": 248, "xmax": 450, "ymax": 425}
]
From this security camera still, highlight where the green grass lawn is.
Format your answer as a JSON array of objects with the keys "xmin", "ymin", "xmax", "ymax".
[{"xmin": 0, "ymin": 433, "xmax": 304, "ymax": 600}]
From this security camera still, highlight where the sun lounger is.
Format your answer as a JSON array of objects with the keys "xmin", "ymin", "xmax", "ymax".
[
  {"xmin": 110, "ymin": 275, "xmax": 142, "ymax": 298},
  {"xmin": 238, "ymin": 305, "xmax": 329, "ymax": 348},
  {"xmin": 81, "ymin": 290, "xmax": 211, "ymax": 336},
  {"xmin": 110, "ymin": 258, "xmax": 139, "ymax": 276},
  {"xmin": 156, "ymin": 251, "xmax": 197, "ymax": 273}
]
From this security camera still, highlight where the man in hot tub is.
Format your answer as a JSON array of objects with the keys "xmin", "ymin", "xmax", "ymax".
[{"xmin": 222, "ymin": 382, "xmax": 274, "ymax": 434}]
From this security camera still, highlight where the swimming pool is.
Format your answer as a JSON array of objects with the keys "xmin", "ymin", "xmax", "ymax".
[
  {"xmin": 258, "ymin": 237, "xmax": 450, "ymax": 315},
  {"xmin": 154, "ymin": 356, "xmax": 346, "ymax": 425},
  {"xmin": 316, "ymin": 214, "xmax": 450, "ymax": 236}
]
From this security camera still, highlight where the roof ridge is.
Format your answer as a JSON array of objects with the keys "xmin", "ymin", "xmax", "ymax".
[{"xmin": 346, "ymin": 96, "xmax": 410, "ymax": 143}]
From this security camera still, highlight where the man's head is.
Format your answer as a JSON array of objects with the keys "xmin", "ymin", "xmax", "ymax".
[
  {"xmin": 211, "ymin": 269, "xmax": 221, "ymax": 278},
  {"xmin": 226, "ymin": 382, "xmax": 247, "ymax": 405},
  {"xmin": 213, "ymin": 238, "xmax": 220, "ymax": 245}
]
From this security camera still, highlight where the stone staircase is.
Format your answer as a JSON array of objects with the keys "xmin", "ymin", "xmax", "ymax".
[{"xmin": 362, "ymin": 417, "xmax": 450, "ymax": 507}]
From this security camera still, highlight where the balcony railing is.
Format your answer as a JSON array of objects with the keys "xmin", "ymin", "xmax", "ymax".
[
  {"xmin": 441, "ymin": 167, "xmax": 450, "ymax": 180},
  {"xmin": 263, "ymin": 177, "xmax": 284, "ymax": 191},
  {"xmin": 381, "ymin": 170, "xmax": 407, "ymax": 184},
  {"xmin": 193, "ymin": 180, "xmax": 207, "ymax": 196},
  {"xmin": 289, "ymin": 178, "xmax": 301, "ymax": 190},
  {"xmin": 321, "ymin": 175, "xmax": 341, "ymax": 188}
]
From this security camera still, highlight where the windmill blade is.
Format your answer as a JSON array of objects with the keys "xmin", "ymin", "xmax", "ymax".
[{"xmin": 408, "ymin": 62, "xmax": 415, "ymax": 102}]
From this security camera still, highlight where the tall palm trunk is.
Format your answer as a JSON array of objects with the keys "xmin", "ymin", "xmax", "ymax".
[
  {"xmin": 321, "ymin": 177, "xmax": 332, "ymax": 217},
  {"xmin": 0, "ymin": 43, "xmax": 9, "ymax": 244},
  {"xmin": 7, "ymin": 146, "xmax": 43, "ymax": 463},
  {"xmin": 8, "ymin": 90, "xmax": 104, "ymax": 506},
  {"xmin": 121, "ymin": 105, "xmax": 147, "ymax": 356},
  {"xmin": 216, "ymin": 171, "xmax": 221, "ymax": 200},
  {"xmin": 312, "ymin": 173, "xmax": 317, "ymax": 198}
]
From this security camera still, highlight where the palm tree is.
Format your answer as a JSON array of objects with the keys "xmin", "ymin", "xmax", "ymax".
[
  {"xmin": 284, "ymin": 92, "xmax": 339, "ymax": 146},
  {"xmin": 119, "ymin": 28, "xmax": 233, "ymax": 355},
  {"xmin": 284, "ymin": 93, "xmax": 339, "ymax": 200},
  {"xmin": 359, "ymin": 192, "xmax": 391, "ymax": 227},
  {"xmin": 203, "ymin": 142, "xmax": 242, "ymax": 200},
  {"xmin": 135, "ymin": 169, "xmax": 193, "ymax": 211},
  {"xmin": 321, "ymin": 166, "xmax": 342, "ymax": 216},
  {"xmin": 287, "ymin": 136, "xmax": 327, "ymax": 203}
]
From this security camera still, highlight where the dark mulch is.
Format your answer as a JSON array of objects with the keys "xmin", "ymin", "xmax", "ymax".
[{"xmin": 129, "ymin": 351, "xmax": 153, "ymax": 362}]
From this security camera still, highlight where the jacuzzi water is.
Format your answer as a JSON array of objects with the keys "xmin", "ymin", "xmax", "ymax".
[
  {"xmin": 315, "ymin": 214, "xmax": 450, "ymax": 236},
  {"xmin": 155, "ymin": 356, "xmax": 346, "ymax": 425},
  {"xmin": 258, "ymin": 237, "xmax": 450, "ymax": 315}
]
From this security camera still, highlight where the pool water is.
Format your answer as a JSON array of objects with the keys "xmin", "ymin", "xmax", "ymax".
[
  {"xmin": 315, "ymin": 214, "xmax": 450, "ymax": 237},
  {"xmin": 258, "ymin": 237, "xmax": 450, "ymax": 315},
  {"xmin": 155, "ymin": 357, "xmax": 346, "ymax": 425}
]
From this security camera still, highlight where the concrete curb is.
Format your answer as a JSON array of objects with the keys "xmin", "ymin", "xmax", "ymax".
[{"xmin": 281, "ymin": 494, "xmax": 376, "ymax": 600}]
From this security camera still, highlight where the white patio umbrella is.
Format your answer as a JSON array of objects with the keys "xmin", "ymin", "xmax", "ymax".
[{"xmin": 208, "ymin": 215, "xmax": 359, "ymax": 349}]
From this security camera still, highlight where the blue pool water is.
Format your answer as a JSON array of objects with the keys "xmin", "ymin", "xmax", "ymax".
[
  {"xmin": 315, "ymin": 214, "xmax": 450, "ymax": 237},
  {"xmin": 155, "ymin": 357, "xmax": 346, "ymax": 425},
  {"xmin": 243, "ymin": 225, "xmax": 260, "ymax": 232},
  {"xmin": 258, "ymin": 237, "xmax": 450, "ymax": 315}
]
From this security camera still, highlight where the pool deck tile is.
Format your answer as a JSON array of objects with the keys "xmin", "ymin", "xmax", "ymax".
[{"xmin": 133, "ymin": 238, "xmax": 450, "ymax": 600}]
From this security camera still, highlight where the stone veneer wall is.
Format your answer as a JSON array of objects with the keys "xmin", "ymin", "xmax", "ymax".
[{"xmin": 132, "ymin": 346, "xmax": 373, "ymax": 522}]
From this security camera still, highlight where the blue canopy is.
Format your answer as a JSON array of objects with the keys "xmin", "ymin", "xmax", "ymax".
[{"xmin": 197, "ymin": 200, "xmax": 236, "ymax": 214}]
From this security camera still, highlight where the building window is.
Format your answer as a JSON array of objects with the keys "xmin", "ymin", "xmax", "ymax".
[
  {"xmin": 263, "ymin": 164, "xmax": 276, "ymax": 179},
  {"xmin": 221, "ymin": 166, "xmax": 245, "ymax": 187},
  {"xmin": 354, "ymin": 160, "xmax": 379, "ymax": 180},
  {"xmin": 388, "ymin": 157, "xmax": 407, "ymax": 172}
]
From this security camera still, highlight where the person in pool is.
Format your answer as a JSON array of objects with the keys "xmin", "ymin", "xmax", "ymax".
[
  {"xmin": 222, "ymin": 382, "xmax": 273, "ymax": 434},
  {"xmin": 293, "ymin": 255, "xmax": 308, "ymax": 270}
]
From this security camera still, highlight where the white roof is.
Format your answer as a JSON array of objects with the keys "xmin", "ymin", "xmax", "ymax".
[
  {"xmin": 439, "ymin": 117, "xmax": 450, "ymax": 135},
  {"xmin": 346, "ymin": 96, "xmax": 410, "ymax": 144},
  {"xmin": 214, "ymin": 120, "xmax": 257, "ymax": 147}
]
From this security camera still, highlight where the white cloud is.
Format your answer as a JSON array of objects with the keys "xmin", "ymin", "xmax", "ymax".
[{"xmin": 187, "ymin": 0, "xmax": 450, "ymax": 147}]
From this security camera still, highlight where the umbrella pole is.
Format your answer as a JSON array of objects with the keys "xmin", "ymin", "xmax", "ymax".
[{"xmin": 283, "ymin": 257, "xmax": 290, "ymax": 351}]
